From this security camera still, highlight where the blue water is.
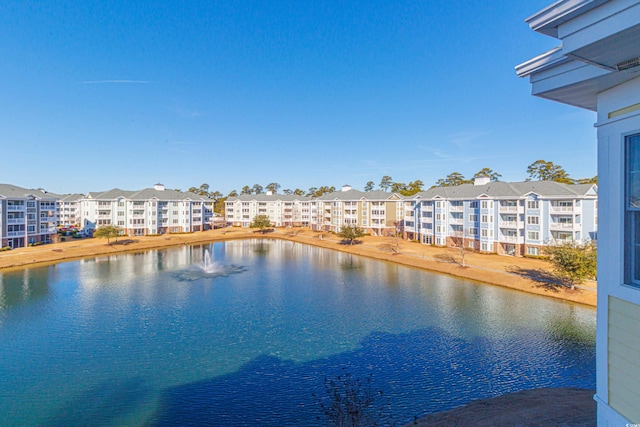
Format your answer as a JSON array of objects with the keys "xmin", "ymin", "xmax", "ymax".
[{"xmin": 0, "ymin": 239, "xmax": 595, "ymax": 426}]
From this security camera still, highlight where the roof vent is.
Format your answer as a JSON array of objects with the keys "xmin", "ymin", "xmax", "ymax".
[
  {"xmin": 153, "ymin": 183, "xmax": 165, "ymax": 191},
  {"xmin": 341, "ymin": 184, "xmax": 352, "ymax": 192},
  {"xmin": 616, "ymin": 57, "xmax": 640, "ymax": 71}
]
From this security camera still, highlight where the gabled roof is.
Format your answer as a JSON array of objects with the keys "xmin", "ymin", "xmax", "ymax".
[
  {"xmin": 59, "ymin": 193, "xmax": 84, "ymax": 202},
  {"xmin": 227, "ymin": 193, "xmax": 311, "ymax": 202},
  {"xmin": 84, "ymin": 187, "xmax": 212, "ymax": 202},
  {"xmin": 409, "ymin": 181, "xmax": 596, "ymax": 200},
  {"xmin": 0, "ymin": 184, "xmax": 61, "ymax": 200},
  {"xmin": 315, "ymin": 189, "xmax": 401, "ymax": 201}
]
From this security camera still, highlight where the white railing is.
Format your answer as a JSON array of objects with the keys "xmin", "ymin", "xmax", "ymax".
[
  {"xmin": 7, "ymin": 205, "xmax": 26, "ymax": 211},
  {"xmin": 449, "ymin": 205, "xmax": 464, "ymax": 211},
  {"xmin": 7, "ymin": 218, "xmax": 24, "ymax": 225},
  {"xmin": 499, "ymin": 206, "xmax": 519, "ymax": 212},
  {"xmin": 7, "ymin": 231, "xmax": 25, "ymax": 237},
  {"xmin": 550, "ymin": 206, "xmax": 574, "ymax": 213},
  {"xmin": 449, "ymin": 217, "xmax": 464, "ymax": 224},
  {"xmin": 550, "ymin": 222, "xmax": 575, "ymax": 229},
  {"xmin": 499, "ymin": 235, "xmax": 520, "ymax": 243},
  {"xmin": 499, "ymin": 221, "xmax": 518, "ymax": 228}
]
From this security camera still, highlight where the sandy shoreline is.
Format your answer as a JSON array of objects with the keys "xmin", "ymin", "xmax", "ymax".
[{"xmin": 0, "ymin": 227, "xmax": 596, "ymax": 307}]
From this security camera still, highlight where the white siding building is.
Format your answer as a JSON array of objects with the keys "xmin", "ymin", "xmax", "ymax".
[
  {"xmin": 225, "ymin": 193, "xmax": 312, "ymax": 228},
  {"xmin": 403, "ymin": 178, "xmax": 598, "ymax": 256},
  {"xmin": 57, "ymin": 193, "xmax": 83, "ymax": 228},
  {"xmin": 517, "ymin": 0, "xmax": 640, "ymax": 423},
  {"xmin": 0, "ymin": 184, "xmax": 59, "ymax": 248},
  {"xmin": 81, "ymin": 184, "xmax": 214, "ymax": 236}
]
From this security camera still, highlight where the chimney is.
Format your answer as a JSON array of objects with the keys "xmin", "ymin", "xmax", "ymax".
[
  {"xmin": 154, "ymin": 183, "xmax": 165, "ymax": 191},
  {"xmin": 341, "ymin": 184, "xmax": 352, "ymax": 192},
  {"xmin": 474, "ymin": 176, "xmax": 490, "ymax": 186}
]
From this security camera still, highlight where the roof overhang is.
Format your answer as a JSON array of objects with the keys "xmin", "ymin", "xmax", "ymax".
[{"xmin": 525, "ymin": 0, "xmax": 609, "ymax": 38}]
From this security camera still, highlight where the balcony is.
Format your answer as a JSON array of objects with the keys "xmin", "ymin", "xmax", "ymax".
[
  {"xmin": 6, "ymin": 218, "xmax": 25, "ymax": 225},
  {"xmin": 7, "ymin": 204, "xmax": 26, "ymax": 211},
  {"xmin": 550, "ymin": 222, "xmax": 575, "ymax": 230},
  {"xmin": 499, "ymin": 221, "xmax": 519, "ymax": 228},
  {"xmin": 500, "ymin": 235, "xmax": 521, "ymax": 243},
  {"xmin": 449, "ymin": 205, "xmax": 464, "ymax": 211},
  {"xmin": 550, "ymin": 205, "xmax": 576, "ymax": 213},
  {"xmin": 498, "ymin": 205, "xmax": 519, "ymax": 213}
]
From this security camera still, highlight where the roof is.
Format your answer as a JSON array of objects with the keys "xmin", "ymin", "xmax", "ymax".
[
  {"xmin": 409, "ymin": 181, "xmax": 597, "ymax": 200},
  {"xmin": 0, "ymin": 183, "xmax": 61, "ymax": 200},
  {"xmin": 315, "ymin": 189, "xmax": 401, "ymax": 201},
  {"xmin": 58, "ymin": 193, "xmax": 85, "ymax": 202},
  {"xmin": 227, "ymin": 193, "xmax": 311, "ymax": 202},
  {"xmin": 85, "ymin": 187, "xmax": 212, "ymax": 202},
  {"xmin": 525, "ymin": 0, "xmax": 609, "ymax": 38}
]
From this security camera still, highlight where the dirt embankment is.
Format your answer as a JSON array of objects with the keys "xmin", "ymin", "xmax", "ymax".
[{"xmin": 0, "ymin": 227, "xmax": 596, "ymax": 307}]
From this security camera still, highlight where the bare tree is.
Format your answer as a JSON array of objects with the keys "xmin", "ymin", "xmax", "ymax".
[{"xmin": 450, "ymin": 227, "xmax": 468, "ymax": 267}]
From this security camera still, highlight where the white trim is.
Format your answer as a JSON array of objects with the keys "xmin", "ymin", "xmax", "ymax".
[
  {"xmin": 594, "ymin": 393, "xmax": 632, "ymax": 425},
  {"xmin": 526, "ymin": 0, "xmax": 608, "ymax": 37}
]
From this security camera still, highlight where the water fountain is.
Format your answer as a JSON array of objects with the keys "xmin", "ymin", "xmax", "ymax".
[
  {"xmin": 199, "ymin": 249, "xmax": 221, "ymax": 274},
  {"xmin": 176, "ymin": 246, "xmax": 245, "ymax": 281}
]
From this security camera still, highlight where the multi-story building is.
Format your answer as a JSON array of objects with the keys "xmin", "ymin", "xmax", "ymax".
[
  {"xmin": 403, "ymin": 177, "xmax": 597, "ymax": 256},
  {"xmin": 225, "ymin": 192, "xmax": 312, "ymax": 228},
  {"xmin": 225, "ymin": 185, "xmax": 405, "ymax": 234},
  {"xmin": 81, "ymin": 183, "xmax": 214, "ymax": 236},
  {"xmin": 0, "ymin": 184, "xmax": 59, "ymax": 248},
  {"xmin": 517, "ymin": 0, "xmax": 640, "ymax": 423},
  {"xmin": 57, "ymin": 193, "xmax": 83, "ymax": 228},
  {"xmin": 311, "ymin": 185, "xmax": 403, "ymax": 235}
]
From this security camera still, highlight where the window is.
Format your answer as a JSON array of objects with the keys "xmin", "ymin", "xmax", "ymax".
[
  {"xmin": 527, "ymin": 247, "xmax": 539, "ymax": 256},
  {"xmin": 469, "ymin": 214, "xmax": 478, "ymax": 222},
  {"xmin": 626, "ymin": 133, "xmax": 640, "ymax": 286},
  {"xmin": 470, "ymin": 201, "xmax": 478, "ymax": 208},
  {"xmin": 527, "ymin": 200, "xmax": 539, "ymax": 209},
  {"xmin": 527, "ymin": 216, "xmax": 539, "ymax": 225},
  {"xmin": 527, "ymin": 231, "xmax": 539, "ymax": 241}
]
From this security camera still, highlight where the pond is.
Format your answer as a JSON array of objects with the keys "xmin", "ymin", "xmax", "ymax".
[{"xmin": 0, "ymin": 239, "xmax": 595, "ymax": 426}]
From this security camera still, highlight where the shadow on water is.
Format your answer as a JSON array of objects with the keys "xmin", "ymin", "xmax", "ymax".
[
  {"xmin": 44, "ymin": 377, "xmax": 151, "ymax": 427},
  {"xmin": 145, "ymin": 326, "xmax": 595, "ymax": 427}
]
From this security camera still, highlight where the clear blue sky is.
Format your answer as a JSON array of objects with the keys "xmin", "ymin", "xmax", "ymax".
[{"xmin": 1, "ymin": 0, "xmax": 597, "ymax": 195}]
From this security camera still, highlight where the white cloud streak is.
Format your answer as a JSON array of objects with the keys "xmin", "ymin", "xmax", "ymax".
[{"xmin": 79, "ymin": 80, "xmax": 151, "ymax": 84}]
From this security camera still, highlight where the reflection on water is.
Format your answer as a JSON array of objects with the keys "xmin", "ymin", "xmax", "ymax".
[{"xmin": 0, "ymin": 239, "xmax": 596, "ymax": 426}]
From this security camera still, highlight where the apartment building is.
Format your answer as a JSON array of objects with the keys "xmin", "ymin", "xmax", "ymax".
[
  {"xmin": 81, "ymin": 183, "xmax": 214, "ymax": 236},
  {"xmin": 57, "ymin": 193, "xmax": 83, "ymax": 228},
  {"xmin": 402, "ymin": 177, "xmax": 597, "ymax": 256},
  {"xmin": 0, "ymin": 184, "xmax": 59, "ymax": 248},
  {"xmin": 225, "ymin": 192, "xmax": 312, "ymax": 228},
  {"xmin": 311, "ymin": 185, "xmax": 403, "ymax": 235},
  {"xmin": 517, "ymin": 0, "xmax": 640, "ymax": 423}
]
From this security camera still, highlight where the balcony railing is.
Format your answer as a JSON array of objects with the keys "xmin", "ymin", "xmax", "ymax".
[
  {"xmin": 550, "ymin": 222, "xmax": 575, "ymax": 229},
  {"xmin": 499, "ymin": 221, "xmax": 519, "ymax": 228},
  {"xmin": 7, "ymin": 205, "xmax": 26, "ymax": 211},
  {"xmin": 499, "ymin": 205, "xmax": 519, "ymax": 212},
  {"xmin": 550, "ymin": 206, "xmax": 575, "ymax": 213},
  {"xmin": 449, "ymin": 205, "xmax": 464, "ymax": 211}
]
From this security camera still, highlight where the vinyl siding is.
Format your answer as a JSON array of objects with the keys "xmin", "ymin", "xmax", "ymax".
[{"xmin": 608, "ymin": 296, "xmax": 640, "ymax": 422}]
